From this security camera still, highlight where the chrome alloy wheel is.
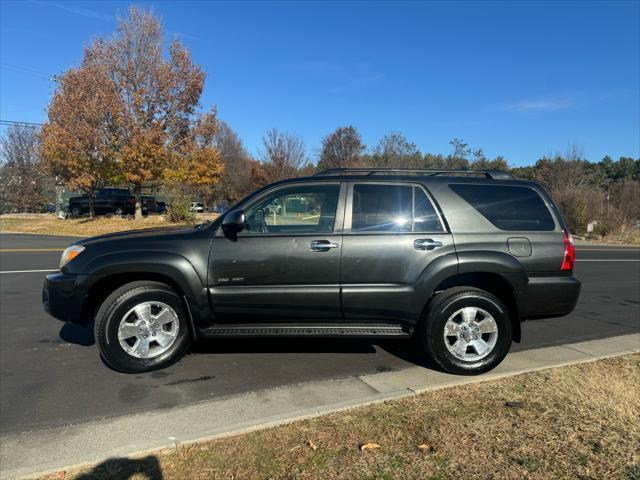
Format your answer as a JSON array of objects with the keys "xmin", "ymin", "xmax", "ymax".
[
  {"xmin": 117, "ymin": 301, "xmax": 179, "ymax": 358},
  {"xmin": 443, "ymin": 306, "xmax": 498, "ymax": 362}
]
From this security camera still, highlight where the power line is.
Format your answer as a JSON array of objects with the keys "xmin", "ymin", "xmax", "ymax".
[
  {"xmin": 0, "ymin": 62, "xmax": 54, "ymax": 82},
  {"xmin": 0, "ymin": 120, "xmax": 43, "ymax": 128}
]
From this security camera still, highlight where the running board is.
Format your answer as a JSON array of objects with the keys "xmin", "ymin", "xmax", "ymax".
[{"xmin": 199, "ymin": 323, "xmax": 412, "ymax": 339}]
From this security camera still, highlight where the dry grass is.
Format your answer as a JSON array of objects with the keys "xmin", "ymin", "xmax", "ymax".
[
  {"xmin": 0, "ymin": 213, "xmax": 218, "ymax": 238},
  {"xmin": 576, "ymin": 235, "xmax": 640, "ymax": 246},
  {"xmin": 40, "ymin": 354, "xmax": 640, "ymax": 480}
]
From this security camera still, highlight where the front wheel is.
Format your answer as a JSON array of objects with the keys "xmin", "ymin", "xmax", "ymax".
[
  {"xmin": 420, "ymin": 287, "xmax": 512, "ymax": 375},
  {"xmin": 94, "ymin": 281, "xmax": 191, "ymax": 373}
]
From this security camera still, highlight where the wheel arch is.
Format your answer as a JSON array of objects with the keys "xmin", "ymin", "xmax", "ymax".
[
  {"xmin": 81, "ymin": 272, "xmax": 201, "ymax": 341},
  {"xmin": 429, "ymin": 271, "xmax": 523, "ymax": 342},
  {"xmin": 78, "ymin": 251, "xmax": 210, "ymax": 339}
]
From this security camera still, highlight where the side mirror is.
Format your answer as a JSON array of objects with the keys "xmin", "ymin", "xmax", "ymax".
[{"xmin": 221, "ymin": 209, "xmax": 245, "ymax": 238}]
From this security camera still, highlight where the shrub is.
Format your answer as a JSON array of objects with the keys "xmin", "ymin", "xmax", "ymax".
[{"xmin": 165, "ymin": 196, "xmax": 196, "ymax": 223}]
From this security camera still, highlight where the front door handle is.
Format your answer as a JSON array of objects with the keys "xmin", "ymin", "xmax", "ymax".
[
  {"xmin": 310, "ymin": 240, "xmax": 339, "ymax": 252},
  {"xmin": 414, "ymin": 238, "xmax": 443, "ymax": 251}
]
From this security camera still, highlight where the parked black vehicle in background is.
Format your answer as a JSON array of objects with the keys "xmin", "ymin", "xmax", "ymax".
[
  {"xmin": 68, "ymin": 188, "xmax": 153, "ymax": 217},
  {"xmin": 67, "ymin": 195, "xmax": 90, "ymax": 217},
  {"xmin": 155, "ymin": 201, "xmax": 168, "ymax": 214},
  {"xmin": 141, "ymin": 195, "xmax": 157, "ymax": 214},
  {"xmin": 44, "ymin": 169, "xmax": 580, "ymax": 375}
]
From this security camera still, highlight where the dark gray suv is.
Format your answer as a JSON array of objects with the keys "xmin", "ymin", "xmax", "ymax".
[{"xmin": 43, "ymin": 168, "xmax": 581, "ymax": 375}]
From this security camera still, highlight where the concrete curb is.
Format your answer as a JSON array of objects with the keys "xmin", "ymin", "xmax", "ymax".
[{"xmin": 1, "ymin": 333, "xmax": 638, "ymax": 479}]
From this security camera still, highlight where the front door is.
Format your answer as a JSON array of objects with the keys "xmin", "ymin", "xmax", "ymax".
[
  {"xmin": 340, "ymin": 182, "xmax": 456, "ymax": 323},
  {"xmin": 208, "ymin": 182, "xmax": 345, "ymax": 322}
]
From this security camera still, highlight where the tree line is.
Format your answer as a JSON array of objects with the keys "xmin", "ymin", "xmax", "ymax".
[{"xmin": 0, "ymin": 6, "xmax": 638, "ymax": 241}]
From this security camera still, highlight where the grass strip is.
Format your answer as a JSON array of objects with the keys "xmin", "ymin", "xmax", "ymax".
[
  {"xmin": 0, "ymin": 214, "xmax": 218, "ymax": 238},
  {"xmin": 39, "ymin": 353, "xmax": 640, "ymax": 480}
]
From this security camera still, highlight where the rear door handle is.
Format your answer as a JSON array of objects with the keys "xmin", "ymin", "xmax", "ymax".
[
  {"xmin": 310, "ymin": 240, "xmax": 339, "ymax": 252},
  {"xmin": 414, "ymin": 238, "xmax": 443, "ymax": 251}
]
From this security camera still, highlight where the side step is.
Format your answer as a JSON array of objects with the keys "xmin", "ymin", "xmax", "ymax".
[{"xmin": 199, "ymin": 323, "xmax": 412, "ymax": 339}]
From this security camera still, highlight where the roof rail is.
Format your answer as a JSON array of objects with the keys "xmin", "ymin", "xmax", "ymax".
[{"xmin": 313, "ymin": 168, "xmax": 513, "ymax": 180}]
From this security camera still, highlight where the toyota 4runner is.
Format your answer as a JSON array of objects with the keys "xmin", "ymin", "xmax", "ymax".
[{"xmin": 43, "ymin": 168, "xmax": 581, "ymax": 375}]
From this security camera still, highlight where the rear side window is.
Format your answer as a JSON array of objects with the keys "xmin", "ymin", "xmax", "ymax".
[
  {"xmin": 449, "ymin": 184, "xmax": 555, "ymax": 231},
  {"xmin": 351, "ymin": 184, "xmax": 443, "ymax": 233}
]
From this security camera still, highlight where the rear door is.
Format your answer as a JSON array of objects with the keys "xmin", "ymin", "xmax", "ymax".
[
  {"xmin": 208, "ymin": 181, "xmax": 346, "ymax": 322},
  {"xmin": 340, "ymin": 182, "xmax": 456, "ymax": 323}
]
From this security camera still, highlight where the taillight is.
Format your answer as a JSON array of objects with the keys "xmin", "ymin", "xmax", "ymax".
[{"xmin": 561, "ymin": 229, "xmax": 575, "ymax": 271}]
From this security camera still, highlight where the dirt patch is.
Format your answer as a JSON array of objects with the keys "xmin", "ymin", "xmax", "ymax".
[{"xmin": 39, "ymin": 353, "xmax": 640, "ymax": 480}]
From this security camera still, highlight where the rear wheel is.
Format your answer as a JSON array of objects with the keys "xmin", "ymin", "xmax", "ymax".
[
  {"xmin": 420, "ymin": 287, "xmax": 512, "ymax": 375},
  {"xmin": 94, "ymin": 281, "xmax": 191, "ymax": 373}
]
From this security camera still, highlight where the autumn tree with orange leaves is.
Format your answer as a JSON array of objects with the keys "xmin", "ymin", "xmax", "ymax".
[
  {"xmin": 39, "ymin": 56, "xmax": 121, "ymax": 216},
  {"xmin": 164, "ymin": 111, "xmax": 224, "ymax": 207},
  {"xmin": 40, "ymin": 7, "xmax": 223, "ymax": 219}
]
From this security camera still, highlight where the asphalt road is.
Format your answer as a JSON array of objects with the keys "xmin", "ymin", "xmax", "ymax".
[{"xmin": 0, "ymin": 233, "xmax": 638, "ymax": 435}]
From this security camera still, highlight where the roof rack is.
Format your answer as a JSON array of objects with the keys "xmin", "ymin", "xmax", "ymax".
[{"xmin": 313, "ymin": 168, "xmax": 514, "ymax": 180}]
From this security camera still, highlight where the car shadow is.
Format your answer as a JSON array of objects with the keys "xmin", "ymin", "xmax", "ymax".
[
  {"xmin": 376, "ymin": 338, "xmax": 442, "ymax": 370},
  {"xmin": 57, "ymin": 322, "xmax": 444, "ymax": 372},
  {"xmin": 59, "ymin": 320, "xmax": 95, "ymax": 346},
  {"xmin": 192, "ymin": 337, "xmax": 443, "ymax": 371},
  {"xmin": 73, "ymin": 455, "xmax": 162, "ymax": 479}
]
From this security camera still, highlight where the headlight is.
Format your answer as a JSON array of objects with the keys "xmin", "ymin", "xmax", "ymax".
[{"xmin": 59, "ymin": 245, "xmax": 85, "ymax": 269}]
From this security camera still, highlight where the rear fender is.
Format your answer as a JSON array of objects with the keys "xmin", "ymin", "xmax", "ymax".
[
  {"xmin": 416, "ymin": 251, "xmax": 528, "ymax": 340},
  {"xmin": 457, "ymin": 251, "xmax": 527, "ymax": 280},
  {"xmin": 410, "ymin": 252, "xmax": 459, "ymax": 320},
  {"xmin": 449, "ymin": 251, "xmax": 527, "ymax": 340}
]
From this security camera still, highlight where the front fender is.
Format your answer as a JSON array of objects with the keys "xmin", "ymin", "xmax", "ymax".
[{"xmin": 77, "ymin": 251, "xmax": 210, "ymax": 328}]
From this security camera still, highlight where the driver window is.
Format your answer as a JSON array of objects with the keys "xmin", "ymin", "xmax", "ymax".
[{"xmin": 242, "ymin": 184, "xmax": 340, "ymax": 235}]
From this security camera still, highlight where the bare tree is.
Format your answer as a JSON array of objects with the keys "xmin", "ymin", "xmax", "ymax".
[
  {"xmin": 317, "ymin": 125, "xmax": 365, "ymax": 170},
  {"xmin": 444, "ymin": 138, "xmax": 471, "ymax": 169},
  {"xmin": 449, "ymin": 138, "xmax": 471, "ymax": 161},
  {"xmin": 0, "ymin": 124, "xmax": 50, "ymax": 212},
  {"xmin": 532, "ymin": 144, "xmax": 597, "ymax": 233},
  {"xmin": 259, "ymin": 129, "xmax": 307, "ymax": 182},
  {"xmin": 470, "ymin": 149, "xmax": 509, "ymax": 171},
  {"xmin": 369, "ymin": 132, "xmax": 421, "ymax": 168},
  {"xmin": 212, "ymin": 121, "xmax": 255, "ymax": 204},
  {"xmin": 534, "ymin": 144, "xmax": 595, "ymax": 192}
]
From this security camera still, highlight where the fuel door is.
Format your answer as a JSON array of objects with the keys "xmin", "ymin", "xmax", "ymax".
[{"xmin": 508, "ymin": 237, "xmax": 532, "ymax": 257}]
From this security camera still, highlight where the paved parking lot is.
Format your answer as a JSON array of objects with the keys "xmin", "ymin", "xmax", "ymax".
[{"xmin": 0, "ymin": 233, "xmax": 638, "ymax": 435}]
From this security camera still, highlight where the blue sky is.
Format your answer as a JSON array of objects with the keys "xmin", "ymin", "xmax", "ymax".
[{"xmin": 1, "ymin": 0, "xmax": 638, "ymax": 166}]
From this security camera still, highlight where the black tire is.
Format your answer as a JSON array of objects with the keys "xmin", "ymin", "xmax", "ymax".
[
  {"xmin": 94, "ymin": 281, "xmax": 191, "ymax": 373},
  {"xmin": 419, "ymin": 287, "xmax": 512, "ymax": 375}
]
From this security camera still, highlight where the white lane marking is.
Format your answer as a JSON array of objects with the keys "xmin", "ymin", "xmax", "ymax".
[
  {"xmin": 576, "ymin": 259, "xmax": 640, "ymax": 262},
  {"xmin": 0, "ymin": 269, "xmax": 57, "ymax": 274}
]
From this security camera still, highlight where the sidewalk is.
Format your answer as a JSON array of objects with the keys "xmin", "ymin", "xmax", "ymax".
[{"xmin": 1, "ymin": 333, "xmax": 638, "ymax": 479}]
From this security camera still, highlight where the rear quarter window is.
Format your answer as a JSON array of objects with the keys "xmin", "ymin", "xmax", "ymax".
[{"xmin": 449, "ymin": 184, "xmax": 556, "ymax": 231}]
